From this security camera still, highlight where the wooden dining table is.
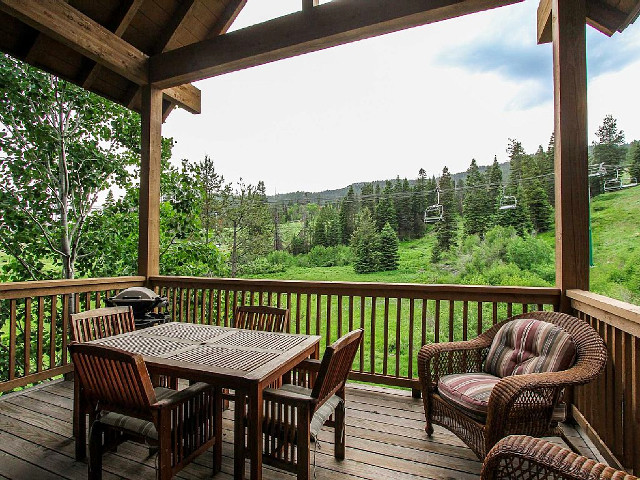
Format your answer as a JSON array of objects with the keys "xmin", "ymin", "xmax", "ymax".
[{"xmin": 76, "ymin": 322, "xmax": 321, "ymax": 480}]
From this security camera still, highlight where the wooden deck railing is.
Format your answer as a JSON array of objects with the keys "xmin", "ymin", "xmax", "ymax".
[
  {"xmin": 569, "ymin": 289, "xmax": 640, "ymax": 475},
  {"xmin": 149, "ymin": 276, "xmax": 561, "ymax": 390},
  {"xmin": 0, "ymin": 276, "xmax": 145, "ymax": 393}
]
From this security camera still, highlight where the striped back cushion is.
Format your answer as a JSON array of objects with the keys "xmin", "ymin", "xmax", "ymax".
[{"xmin": 483, "ymin": 319, "xmax": 577, "ymax": 378}]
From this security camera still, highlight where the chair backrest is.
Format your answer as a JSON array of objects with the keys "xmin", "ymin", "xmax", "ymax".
[
  {"xmin": 233, "ymin": 305, "xmax": 290, "ymax": 332},
  {"xmin": 311, "ymin": 329, "xmax": 363, "ymax": 411},
  {"xmin": 70, "ymin": 306, "xmax": 135, "ymax": 343},
  {"xmin": 69, "ymin": 342, "xmax": 156, "ymax": 418},
  {"xmin": 479, "ymin": 311, "xmax": 607, "ymax": 384}
]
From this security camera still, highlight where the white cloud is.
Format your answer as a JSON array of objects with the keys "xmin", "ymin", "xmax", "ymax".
[{"xmin": 163, "ymin": 1, "xmax": 640, "ymax": 194}]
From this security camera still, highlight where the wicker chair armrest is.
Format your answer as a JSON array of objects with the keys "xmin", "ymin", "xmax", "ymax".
[
  {"xmin": 263, "ymin": 387, "xmax": 316, "ymax": 409},
  {"xmin": 152, "ymin": 382, "xmax": 215, "ymax": 410},
  {"xmin": 481, "ymin": 435, "xmax": 638, "ymax": 480},
  {"xmin": 418, "ymin": 338, "xmax": 492, "ymax": 388}
]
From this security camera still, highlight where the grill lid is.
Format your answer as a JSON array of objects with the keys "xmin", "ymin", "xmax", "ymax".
[{"xmin": 107, "ymin": 287, "xmax": 168, "ymax": 318}]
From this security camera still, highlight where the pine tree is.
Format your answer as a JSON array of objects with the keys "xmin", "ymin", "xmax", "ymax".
[
  {"xmin": 462, "ymin": 159, "xmax": 490, "ymax": 238},
  {"xmin": 629, "ymin": 140, "xmax": 640, "ymax": 183},
  {"xmin": 498, "ymin": 185, "xmax": 532, "ymax": 236},
  {"xmin": 395, "ymin": 178, "xmax": 413, "ymax": 240},
  {"xmin": 312, "ymin": 205, "xmax": 340, "ymax": 247},
  {"xmin": 375, "ymin": 183, "xmax": 397, "ymax": 232},
  {"xmin": 351, "ymin": 208, "xmax": 379, "ymax": 274},
  {"xmin": 377, "ymin": 222, "xmax": 399, "ymax": 271},
  {"xmin": 506, "ymin": 139, "xmax": 526, "ymax": 193},
  {"xmin": 433, "ymin": 166, "xmax": 458, "ymax": 258},
  {"xmin": 525, "ymin": 148, "xmax": 554, "ymax": 232},
  {"xmin": 361, "ymin": 182, "xmax": 376, "ymax": 214},
  {"xmin": 339, "ymin": 185, "xmax": 357, "ymax": 244},
  {"xmin": 486, "ymin": 156, "xmax": 503, "ymax": 226},
  {"xmin": 592, "ymin": 115, "xmax": 627, "ymax": 193}
]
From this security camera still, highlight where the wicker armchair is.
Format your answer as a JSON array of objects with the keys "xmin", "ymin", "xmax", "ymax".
[
  {"xmin": 241, "ymin": 329, "xmax": 363, "ymax": 480},
  {"xmin": 481, "ymin": 435, "xmax": 637, "ymax": 480},
  {"xmin": 417, "ymin": 311, "xmax": 607, "ymax": 458},
  {"xmin": 70, "ymin": 342, "xmax": 220, "ymax": 480}
]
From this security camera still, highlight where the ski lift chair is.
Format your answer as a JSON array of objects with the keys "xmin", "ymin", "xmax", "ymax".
[
  {"xmin": 604, "ymin": 178, "xmax": 622, "ymax": 191},
  {"xmin": 424, "ymin": 204, "xmax": 444, "ymax": 223},
  {"xmin": 499, "ymin": 195, "xmax": 517, "ymax": 210}
]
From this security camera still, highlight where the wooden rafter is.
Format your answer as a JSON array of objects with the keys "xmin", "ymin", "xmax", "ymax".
[
  {"xmin": 207, "ymin": 0, "xmax": 247, "ymax": 37},
  {"xmin": 539, "ymin": 0, "xmax": 630, "ymax": 44},
  {"xmin": 302, "ymin": 0, "xmax": 320, "ymax": 12},
  {"xmin": 153, "ymin": 0, "xmax": 196, "ymax": 54},
  {"xmin": 0, "ymin": 0, "xmax": 201, "ymax": 114},
  {"xmin": 149, "ymin": 0, "xmax": 523, "ymax": 89},
  {"xmin": 80, "ymin": 0, "xmax": 144, "ymax": 88}
]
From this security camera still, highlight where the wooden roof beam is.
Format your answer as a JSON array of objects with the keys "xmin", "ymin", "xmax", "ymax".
[
  {"xmin": 149, "ymin": 0, "xmax": 523, "ymax": 89},
  {"xmin": 153, "ymin": 0, "xmax": 196, "ymax": 54},
  {"xmin": 537, "ymin": 0, "xmax": 552, "ymax": 44},
  {"xmin": 538, "ymin": 0, "xmax": 629, "ymax": 44},
  {"xmin": 586, "ymin": 0, "xmax": 628, "ymax": 36},
  {"xmin": 81, "ymin": 0, "xmax": 144, "ymax": 88},
  {"xmin": 207, "ymin": 0, "xmax": 247, "ymax": 37},
  {"xmin": 0, "ymin": 0, "xmax": 201, "ymax": 114}
]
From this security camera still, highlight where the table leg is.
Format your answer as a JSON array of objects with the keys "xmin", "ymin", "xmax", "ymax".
[
  {"xmin": 248, "ymin": 384, "xmax": 263, "ymax": 480},
  {"xmin": 74, "ymin": 376, "xmax": 86, "ymax": 460},
  {"xmin": 234, "ymin": 390, "xmax": 246, "ymax": 480}
]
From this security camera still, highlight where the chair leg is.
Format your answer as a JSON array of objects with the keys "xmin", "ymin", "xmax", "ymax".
[
  {"xmin": 88, "ymin": 423, "xmax": 103, "ymax": 480},
  {"xmin": 334, "ymin": 402, "xmax": 346, "ymax": 460}
]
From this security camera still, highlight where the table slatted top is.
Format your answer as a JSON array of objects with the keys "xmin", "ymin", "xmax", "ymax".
[{"xmin": 90, "ymin": 322, "xmax": 320, "ymax": 385}]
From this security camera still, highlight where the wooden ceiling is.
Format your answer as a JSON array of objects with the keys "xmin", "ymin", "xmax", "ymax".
[
  {"xmin": 0, "ymin": 0, "xmax": 638, "ymax": 120},
  {"xmin": 0, "ymin": 0, "xmax": 246, "ymax": 119}
]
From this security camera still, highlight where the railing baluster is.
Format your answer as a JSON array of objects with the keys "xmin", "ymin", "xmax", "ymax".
[
  {"xmin": 395, "ymin": 298, "xmax": 401, "ymax": 377},
  {"xmin": 370, "ymin": 296, "xmax": 376, "ymax": 374},
  {"xmin": 50, "ymin": 295, "xmax": 57, "ymax": 369},
  {"xmin": 37, "ymin": 297, "xmax": 44, "ymax": 373},
  {"xmin": 295, "ymin": 294, "xmax": 301, "ymax": 334},
  {"xmin": 359, "ymin": 296, "xmax": 365, "ymax": 372},
  {"xmin": 477, "ymin": 301, "xmax": 483, "ymax": 336},
  {"xmin": 326, "ymin": 294, "xmax": 332, "ymax": 345},
  {"xmin": 62, "ymin": 294, "xmax": 70, "ymax": 366},
  {"xmin": 462, "ymin": 300, "xmax": 468, "ymax": 341},
  {"xmin": 448, "ymin": 300, "xmax": 454, "ymax": 342},
  {"xmin": 434, "ymin": 300, "xmax": 441, "ymax": 344},
  {"xmin": 383, "ymin": 298, "xmax": 389, "ymax": 376},
  {"xmin": 408, "ymin": 298, "xmax": 414, "ymax": 379},
  {"xmin": 337, "ymin": 295, "xmax": 343, "ymax": 339},
  {"xmin": 24, "ymin": 298, "xmax": 31, "ymax": 377},
  {"xmin": 9, "ymin": 299, "xmax": 17, "ymax": 380}
]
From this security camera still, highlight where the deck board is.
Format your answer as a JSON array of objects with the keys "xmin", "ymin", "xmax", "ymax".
[{"xmin": 0, "ymin": 380, "xmax": 598, "ymax": 480}]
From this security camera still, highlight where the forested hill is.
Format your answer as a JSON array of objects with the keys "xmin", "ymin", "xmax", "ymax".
[{"xmin": 268, "ymin": 162, "xmax": 510, "ymax": 204}]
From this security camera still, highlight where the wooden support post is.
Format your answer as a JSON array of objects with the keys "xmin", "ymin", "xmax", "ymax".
[
  {"xmin": 552, "ymin": 0, "xmax": 589, "ymax": 311},
  {"xmin": 138, "ymin": 85, "xmax": 162, "ymax": 277}
]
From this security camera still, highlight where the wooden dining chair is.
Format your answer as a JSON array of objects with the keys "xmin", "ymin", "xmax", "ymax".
[
  {"xmin": 233, "ymin": 305, "xmax": 290, "ymax": 332},
  {"xmin": 70, "ymin": 306, "xmax": 176, "ymax": 459},
  {"xmin": 69, "ymin": 342, "xmax": 221, "ymax": 480},
  {"xmin": 242, "ymin": 329, "xmax": 363, "ymax": 480}
]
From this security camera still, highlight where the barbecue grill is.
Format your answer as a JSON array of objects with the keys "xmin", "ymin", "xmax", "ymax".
[{"xmin": 107, "ymin": 286, "xmax": 170, "ymax": 329}]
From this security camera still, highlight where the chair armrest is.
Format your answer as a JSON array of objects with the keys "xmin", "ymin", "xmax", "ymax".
[
  {"xmin": 263, "ymin": 387, "xmax": 316, "ymax": 409},
  {"xmin": 418, "ymin": 337, "xmax": 493, "ymax": 389},
  {"xmin": 481, "ymin": 435, "xmax": 638, "ymax": 480},
  {"xmin": 484, "ymin": 371, "xmax": 576, "ymax": 446},
  {"xmin": 151, "ymin": 382, "xmax": 215, "ymax": 410}
]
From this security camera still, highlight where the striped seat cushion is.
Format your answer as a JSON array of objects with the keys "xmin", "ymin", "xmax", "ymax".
[
  {"xmin": 437, "ymin": 373, "xmax": 568, "ymax": 422},
  {"xmin": 483, "ymin": 319, "xmax": 577, "ymax": 378},
  {"xmin": 438, "ymin": 373, "xmax": 500, "ymax": 421}
]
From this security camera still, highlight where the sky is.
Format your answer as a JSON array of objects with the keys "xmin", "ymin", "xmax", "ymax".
[{"xmin": 163, "ymin": 0, "xmax": 640, "ymax": 194}]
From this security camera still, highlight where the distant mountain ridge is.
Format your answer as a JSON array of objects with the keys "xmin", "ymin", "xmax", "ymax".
[{"xmin": 268, "ymin": 161, "xmax": 511, "ymax": 204}]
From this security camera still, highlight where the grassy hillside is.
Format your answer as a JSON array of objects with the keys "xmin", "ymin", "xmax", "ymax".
[
  {"xmin": 589, "ymin": 187, "xmax": 640, "ymax": 303},
  {"xmin": 253, "ymin": 186, "xmax": 640, "ymax": 304}
]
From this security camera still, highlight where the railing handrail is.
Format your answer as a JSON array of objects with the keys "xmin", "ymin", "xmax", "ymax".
[
  {"xmin": 149, "ymin": 276, "xmax": 561, "ymax": 303},
  {"xmin": 0, "ymin": 276, "xmax": 146, "ymax": 300},
  {"xmin": 568, "ymin": 288, "xmax": 640, "ymax": 337}
]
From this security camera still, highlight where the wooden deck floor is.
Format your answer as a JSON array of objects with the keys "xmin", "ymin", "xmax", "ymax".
[{"xmin": 0, "ymin": 380, "xmax": 601, "ymax": 480}]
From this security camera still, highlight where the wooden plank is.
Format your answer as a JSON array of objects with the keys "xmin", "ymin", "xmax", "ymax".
[
  {"xmin": 586, "ymin": 0, "xmax": 629, "ymax": 36},
  {"xmin": 0, "ymin": 276, "xmax": 145, "ymax": 300},
  {"xmin": 8, "ymin": 300, "xmax": 17, "ymax": 381},
  {"xmin": 537, "ymin": 0, "xmax": 552, "ymax": 43},
  {"xmin": 153, "ymin": 0, "xmax": 196, "ymax": 54},
  {"xmin": 552, "ymin": 0, "xmax": 589, "ymax": 311},
  {"xmin": 24, "ymin": 298, "xmax": 31, "ymax": 377},
  {"xmin": 149, "ymin": 0, "xmax": 524, "ymax": 88},
  {"xmin": 80, "ymin": 0, "xmax": 145, "ymax": 88},
  {"xmin": 207, "ymin": 0, "xmax": 247, "ymax": 37},
  {"xmin": 568, "ymin": 289, "xmax": 640, "ymax": 336},
  {"xmin": 137, "ymin": 85, "xmax": 162, "ymax": 277}
]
